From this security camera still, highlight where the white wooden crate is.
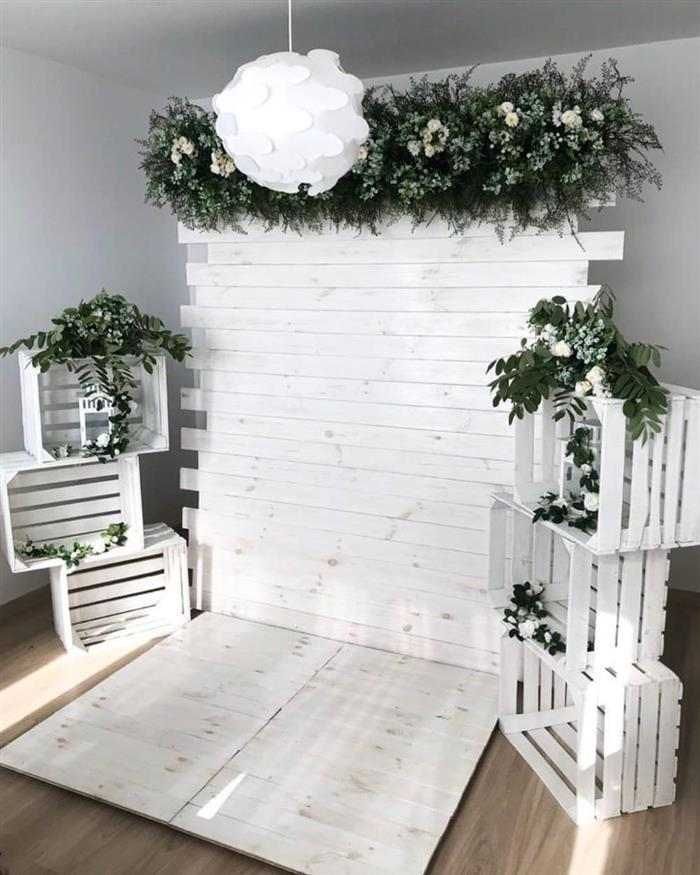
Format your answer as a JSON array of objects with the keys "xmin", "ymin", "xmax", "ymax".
[
  {"xmin": 514, "ymin": 386, "xmax": 700, "ymax": 553},
  {"xmin": 50, "ymin": 523, "xmax": 190, "ymax": 652},
  {"xmin": 499, "ymin": 634, "xmax": 682, "ymax": 824},
  {"xmin": 489, "ymin": 493, "xmax": 670, "ymax": 672},
  {"xmin": 18, "ymin": 349, "xmax": 169, "ymax": 463},
  {"xmin": 0, "ymin": 452, "xmax": 144, "ymax": 573}
]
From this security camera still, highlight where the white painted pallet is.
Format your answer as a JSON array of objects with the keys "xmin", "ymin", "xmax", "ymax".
[
  {"xmin": 0, "ymin": 613, "xmax": 498, "ymax": 875},
  {"xmin": 498, "ymin": 634, "xmax": 682, "ymax": 824},
  {"xmin": 514, "ymin": 386, "xmax": 700, "ymax": 553},
  {"xmin": 179, "ymin": 218, "xmax": 623, "ymax": 673},
  {"xmin": 19, "ymin": 349, "xmax": 169, "ymax": 463},
  {"xmin": 0, "ymin": 451, "xmax": 144, "ymax": 573},
  {"xmin": 488, "ymin": 493, "xmax": 670, "ymax": 672},
  {"xmin": 50, "ymin": 523, "xmax": 190, "ymax": 653}
]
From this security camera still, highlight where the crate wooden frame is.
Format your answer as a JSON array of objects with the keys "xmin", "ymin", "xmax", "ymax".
[
  {"xmin": 50, "ymin": 523, "xmax": 190, "ymax": 652},
  {"xmin": 513, "ymin": 385, "xmax": 700, "ymax": 554},
  {"xmin": 488, "ymin": 493, "xmax": 670, "ymax": 672},
  {"xmin": 18, "ymin": 349, "xmax": 169, "ymax": 463},
  {"xmin": 499, "ymin": 634, "xmax": 682, "ymax": 824},
  {"xmin": 0, "ymin": 452, "xmax": 144, "ymax": 573}
]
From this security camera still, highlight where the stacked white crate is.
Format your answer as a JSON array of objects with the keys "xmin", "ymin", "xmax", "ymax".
[
  {"xmin": 492, "ymin": 379, "xmax": 698, "ymax": 822},
  {"xmin": 178, "ymin": 217, "xmax": 624, "ymax": 673},
  {"xmin": 0, "ymin": 353, "xmax": 190, "ymax": 651}
]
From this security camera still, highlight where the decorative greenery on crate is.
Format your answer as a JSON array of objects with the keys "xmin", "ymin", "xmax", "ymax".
[
  {"xmin": 139, "ymin": 57, "xmax": 661, "ymax": 235},
  {"xmin": 0, "ymin": 292, "xmax": 191, "ymax": 462},
  {"xmin": 503, "ymin": 581, "xmax": 566, "ymax": 655},
  {"xmin": 533, "ymin": 427, "xmax": 600, "ymax": 533},
  {"xmin": 16, "ymin": 523, "xmax": 129, "ymax": 569},
  {"xmin": 488, "ymin": 287, "xmax": 668, "ymax": 442}
]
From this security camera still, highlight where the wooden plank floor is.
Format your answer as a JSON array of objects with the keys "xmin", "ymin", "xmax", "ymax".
[
  {"xmin": 1, "ymin": 586, "xmax": 698, "ymax": 874},
  {"xmin": 0, "ymin": 608, "xmax": 496, "ymax": 875}
]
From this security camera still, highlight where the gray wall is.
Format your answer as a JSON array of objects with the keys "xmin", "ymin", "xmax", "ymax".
[
  {"xmin": 375, "ymin": 38, "xmax": 700, "ymax": 591},
  {"xmin": 0, "ymin": 47, "xmax": 190, "ymax": 605}
]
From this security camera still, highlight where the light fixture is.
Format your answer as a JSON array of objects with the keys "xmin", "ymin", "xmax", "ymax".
[{"xmin": 212, "ymin": 0, "xmax": 369, "ymax": 195}]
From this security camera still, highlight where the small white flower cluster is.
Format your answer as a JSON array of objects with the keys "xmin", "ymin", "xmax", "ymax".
[
  {"xmin": 503, "ymin": 582, "xmax": 549, "ymax": 642},
  {"xmin": 497, "ymin": 101, "xmax": 520, "ymax": 128},
  {"xmin": 171, "ymin": 136, "xmax": 196, "ymax": 166},
  {"xmin": 356, "ymin": 144, "xmax": 369, "ymax": 161},
  {"xmin": 408, "ymin": 118, "xmax": 450, "ymax": 158},
  {"xmin": 574, "ymin": 364, "xmax": 611, "ymax": 399},
  {"xmin": 210, "ymin": 150, "xmax": 235, "ymax": 177}
]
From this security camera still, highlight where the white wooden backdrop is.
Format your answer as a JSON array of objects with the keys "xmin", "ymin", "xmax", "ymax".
[{"xmin": 179, "ymin": 218, "xmax": 624, "ymax": 672}]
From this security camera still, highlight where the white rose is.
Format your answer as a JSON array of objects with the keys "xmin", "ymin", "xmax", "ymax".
[
  {"xmin": 170, "ymin": 149, "xmax": 182, "ymax": 166},
  {"xmin": 95, "ymin": 432, "xmax": 111, "ymax": 448},
  {"xmin": 575, "ymin": 379, "xmax": 592, "ymax": 397},
  {"xmin": 553, "ymin": 497, "xmax": 568, "ymax": 509},
  {"xmin": 590, "ymin": 108, "xmax": 604, "ymax": 122},
  {"xmin": 544, "ymin": 631, "xmax": 552, "ymax": 643},
  {"xmin": 93, "ymin": 541, "xmax": 106, "ymax": 554},
  {"xmin": 580, "ymin": 463, "xmax": 592, "ymax": 475},
  {"xmin": 517, "ymin": 607, "xmax": 528, "ymax": 617},
  {"xmin": 427, "ymin": 118, "xmax": 442, "ymax": 133},
  {"xmin": 561, "ymin": 109, "xmax": 583, "ymax": 129},
  {"xmin": 177, "ymin": 136, "xmax": 195, "ymax": 156},
  {"xmin": 586, "ymin": 365, "xmax": 605, "ymax": 386},
  {"xmin": 550, "ymin": 340, "xmax": 572, "ymax": 358},
  {"xmin": 499, "ymin": 101, "xmax": 514, "ymax": 115},
  {"xmin": 519, "ymin": 619, "xmax": 537, "ymax": 640},
  {"xmin": 424, "ymin": 144, "xmax": 435, "ymax": 157},
  {"xmin": 407, "ymin": 140, "xmax": 421, "ymax": 157},
  {"xmin": 504, "ymin": 112, "xmax": 519, "ymax": 128},
  {"xmin": 583, "ymin": 492, "xmax": 600, "ymax": 512}
]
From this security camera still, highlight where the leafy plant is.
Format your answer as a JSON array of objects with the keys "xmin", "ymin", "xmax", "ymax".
[
  {"xmin": 488, "ymin": 287, "xmax": 668, "ymax": 441},
  {"xmin": 16, "ymin": 522, "xmax": 129, "ymax": 569},
  {"xmin": 0, "ymin": 291, "xmax": 191, "ymax": 461},
  {"xmin": 503, "ymin": 581, "xmax": 566, "ymax": 655},
  {"xmin": 138, "ymin": 56, "xmax": 661, "ymax": 235}
]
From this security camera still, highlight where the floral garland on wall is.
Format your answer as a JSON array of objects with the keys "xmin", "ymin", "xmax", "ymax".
[{"xmin": 139, "ymin": 57, "xmax": 661, "ymax": 234}]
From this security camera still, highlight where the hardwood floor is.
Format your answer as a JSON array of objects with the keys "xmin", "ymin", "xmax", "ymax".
[{"xmin": 0, "ymin": 585, "xmax": 697, "ymax": 875}]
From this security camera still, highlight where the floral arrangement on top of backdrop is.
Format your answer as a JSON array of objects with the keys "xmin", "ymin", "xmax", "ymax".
[
  {"xmin": 0, "ymin": 292, "xmax": 191, "ymax": 462},
  {"xmin": 487, "ymin": 286, "xmax": 668, "ymax": 442},
  {"xmin": 138, "ymin": 56, "xmax": 661, "ymax": 235}
]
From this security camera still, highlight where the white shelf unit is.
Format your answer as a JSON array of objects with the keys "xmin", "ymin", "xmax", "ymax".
[
  {"xmin": 0, "ymin": 452, "xmax": 144, "ymax": 573},
  {"xmin": 499, "ymin": 634, "xmax": 682, "ymax": 825},
  {"xmin": 513, "ymin": 386, "xmax": 700, "ymax": 554},
  {"xmin": 18, "ymin": 350, "xmax": 169, "ymax": 463},
  {"xmin": 49, "ymin": 523, "xmax": 190, "ymax": 652},
  {"xmin": 489, "ymin": 493, "xmax": 670, "ymax": 672}
]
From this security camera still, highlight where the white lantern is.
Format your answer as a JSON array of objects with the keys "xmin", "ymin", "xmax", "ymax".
[{"xmin": 212, "ymin": 49, "xmax": 369, "ymax": 195}]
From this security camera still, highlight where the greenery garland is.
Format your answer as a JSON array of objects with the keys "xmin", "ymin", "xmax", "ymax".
[
  {"xmin": 139, "ymin": 57, "xmax": 661, "ymax": 235},
  {"xmin": 503, "ymin": 581, "xmax": 566, "ymax": 655},
  {"xmin": 17, "ymin": 523, "xmax": 129, "ymax": 569},
  {"xmin": 0, "ymin": 292, "xmax": 191, "ymax": 462},
  {"xmin": 488, "ymin": 287, "xmax": 668, "ymax": 441}
]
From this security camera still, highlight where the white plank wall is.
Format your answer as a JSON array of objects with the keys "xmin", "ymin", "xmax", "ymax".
[{"xmin": 179, "ymin": 220, "xmax": 623, "ymax": 672}]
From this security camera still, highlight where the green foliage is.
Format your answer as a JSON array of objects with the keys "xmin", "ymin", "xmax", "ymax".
[
  {"xmin": 16, "ymin": 522, "xmax": 129, "ymax": 569},
  {"xmin": 503, "ymin": 581, "xmax": 566, "ymax": 655},
  {"xmin": 138, "ymin": 57, "xmax": 661, "ymax": 235},
  {"xmin": 488, "ymin": 287, "xmax": 668, "ymax": 442},
  {"xmin": 0, "ymin": 291, "xmax": 191, "ymax": 461}
]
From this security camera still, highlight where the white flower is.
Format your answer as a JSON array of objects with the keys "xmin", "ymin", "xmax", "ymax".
[
  {"xmin": 552, "ymin": 108, "xmax": 562, "ymax": 127},
  {"xmin": 517, "ymin": 607, "xmax": 528, "ymax": 617},
  {"xmin": 593, "ymin": 383, "xmax": 612, "ymax": 398},
  {"xmin": 427, "ymin": 118, "xmax": 443, "ymax": 133},
  {"xmin": 580, "ymin": 463, "xmax": 592, "ymax": 475},
  {"xmin": 504, "ymin": 111, "xmax": 519, "ymax": 128},
  {"xmin": 499, "ymin": 101, "xmax": 514, "ymax": 115},
  {"xmin": 507, "ymin": 615, "xmax": 518, "ymax": 625},
  {"xmin": 519, "ymin": 619, "xmax": 537, "ymax": 640},
  {"xmin": 590, "ymin": 108, "xmax": 604, "ymax": 122},
  {"xmin": 93, "ymin": 541, "xmax": 106, "ymax": 554},
  {"xmin": 575, "ymin": 379, "xmax": 592, "ymax": 397},
  {"xmin": 553, "ymin": 497, "xmax": 568, "ymax": 509},
  {"xmin": 170, "ymin": 149, "xmax": 182, "ymax": 166},
  {"xmin": 407, "ymin": 140, "xmax": 421, "ymax": 157},
  {"xmin": 95, "ymin": 432, "xmax": 111, "ymax": 448},
  {"xmin": 550, "ymin": 340, "xmax": 572, "ymax": 358},
  {"xmin": 586, "ymin": 365, "xmax": 606, "ymax": 386},
  {"xmin": 356, "ymin": 145, "xmax": 369, "ymax": 161},
  {"xmin": 424, "ymin": 144, "xmax": 435, "ymax": 157},
  {"xmin": 210, "ymin": 150, "xmax": 235, "ymax": 177},
  {"xmin": 544, "ymin": 631, "xmax": 552, "ymax": 643},
  {"xmin": 561, "ymin": 108, "xmax": 583, "ymax": 129},
  {"xmin": 583, "ymin": 491, "xmax": 600, "ymax": 512},
  {"xmin": 176, "ymin": 136, "xmax": 195, "ymax": 156}
]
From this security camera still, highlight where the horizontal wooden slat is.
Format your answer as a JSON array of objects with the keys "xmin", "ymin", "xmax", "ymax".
[
  {"xmin": 11, "ymin": 496, "xmax": 122, "ymax": 528},
  {"xmin": 8, "ymin": 461, "xmax": 119, "ymax": 489},
  {"xmin": 15, "ymin": 512, "xmax": 122, "ymax": 543},
  {"xmin": 68, "ymin": 573, "xmax": 166, "ymax": 608},
  {"xmin": 182, "ymin": 389, "xmax": 512, "ymax": 436},
  {"xmin": 196, "ymin": 371, "xmax": 497, "ymax": 412},
  {"xmin": 199, "ymin": 329, "xmax": 517, "ymax": 360},
  {"xmin": 192, "ymin": 285, "xmax": 600, "ymax": 313},
  {"xmin": 41, "ymin": 406, "xmax": 142, "ymax": 426},
  {"xmin": 68, "ymin": 556, "xmax": 166, "ymax": 590},
  {"xmin": 70, "ymin": 591, "xmax": 164, "ymax": 624},
  {"xmin": 182, "ymin": 306, "xmax": 527, "ymax": 337},
  {"xmin": 9, "ymin": 478, "xmax": 119, "ymax": 510},
  {"xmin": 187, "ymin": 261, "xmax": 589, "ymax": 288},
  {"xmin": 39, "ymin": 387, "xmax": 143, "ymax": 405},
  {"xmin": 206, "ymin": 233, "xmax": 622, "ymax": 265}
]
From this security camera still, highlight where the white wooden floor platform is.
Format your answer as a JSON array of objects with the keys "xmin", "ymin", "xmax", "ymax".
[{"xmin": 0, "ymin": 613, "xmax": 497, "ymax": 875}]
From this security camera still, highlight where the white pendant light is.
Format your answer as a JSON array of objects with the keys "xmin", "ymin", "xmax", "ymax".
[{"xmin": 212, "ymin": 0, "xmax": 369, "ymax": 195}]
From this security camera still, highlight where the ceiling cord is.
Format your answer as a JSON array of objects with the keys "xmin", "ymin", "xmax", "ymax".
[{"xmin": 288, "ymin": 0, "xmax": 293, "ymax": 52}]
